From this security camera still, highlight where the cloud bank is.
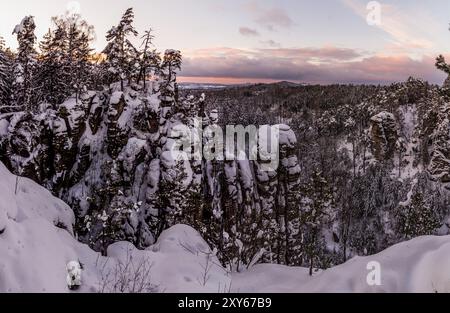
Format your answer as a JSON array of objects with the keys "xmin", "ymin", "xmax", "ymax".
[{"xmin": 181, "ymin": 47, "xmax": 447, "ymax": 85}]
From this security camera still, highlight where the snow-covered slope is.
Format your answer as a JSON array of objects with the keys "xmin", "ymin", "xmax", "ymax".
[
  {"xmin": 233, "ymin": 235, "xmax": 450, "ymax": 293},
  {"xmin": 0, "ymin": 162, "xmax": 98, "ymax": 292},
  {"xmin": 0, "ymin": 162, "xmax": 74, "ymax": 234},
  {"xmin": 1, "ymin": 161, "xmax": 450, "ymax": 293},
  {"xmin": 0, "ymin": 162, "xmax": 228, "ymax": 292}
]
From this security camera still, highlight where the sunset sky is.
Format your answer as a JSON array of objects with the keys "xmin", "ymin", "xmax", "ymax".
[{"xmin": 2, "ymin": 0, "xmax": 450, "ymax": 84}]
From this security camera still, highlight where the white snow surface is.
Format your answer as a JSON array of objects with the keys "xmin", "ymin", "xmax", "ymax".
[
  {"xmin": 233, "ymin": 236, "xmax": 450, "ymax": 293},
  {"xmin": 110, "ymin": 91, "xmax": 124, "ymax": 105},
  {"xmin": 0, "ymin": 162, "xmax": 74, "ymax": 233},
  {"xmin": 1, "ymin": 162, "xmax": 450, "ymax": 293},
  {"xmin": 0, "ymin": 162, "xmax": 227, "ymax": 292},
  {"xmin": 0, "ymin": 119, "xmax": 9, "ymax": 137}
]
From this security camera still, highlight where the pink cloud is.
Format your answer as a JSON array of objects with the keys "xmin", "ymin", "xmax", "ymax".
[
  {"xmin": 259, "ymin": 40, "xmax": 281, "ymax": 48},
  {"xmin": 244, "ymin": 1, "xmax": 294, "ymax": 31},
  {"xmin": 181, "ymin": 47, "xmax": 447, "ymax": 85},
  {"xmin": 255, "ymin": 7, "xmax": 294, "ymax": 30},
  {"xmin": 239, "ymin": 27, "xmax": 260, "ymax": 37}
]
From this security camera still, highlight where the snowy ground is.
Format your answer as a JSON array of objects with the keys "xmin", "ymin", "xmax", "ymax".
[
  {"xmin": 1, "ymin": 161, "xmax": 450, "ymax": 293},
  {"xmin": 233, "ymin": 236, "xmax": 450, "ymax": 293}
]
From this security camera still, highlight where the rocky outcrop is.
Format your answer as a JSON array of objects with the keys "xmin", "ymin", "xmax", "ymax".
[
  {"xmin": 370, "ymin": 112, "xmax": 399, "ymax": 161},
  {"xmin": 0, "ymin": 82, "xmax": 304, "ymax": 265},
  {"xmin": 428, "ymin": 104, "xmax": 450, "ymax": 184}
]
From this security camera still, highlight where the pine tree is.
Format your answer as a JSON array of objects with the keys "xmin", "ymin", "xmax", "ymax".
[
  {"xmin": 0, "ymin": 36, "xmax": 13, "ymax": 111},
  {"xmin": 36, "ymin": 13, "xmax": 94, "ymax": 107},
  {"xmin": 12, "ymin": 16, "xmax": 38, "ymax": 111},
  {"xmin": 435, "ymin": 55, "xmax": 450, "ymax": 89},
  {"xmin": 138, "ymin": 29, "xmax": 160, "ymax": 89},
  {"xmin": 435, "ymin": 55, "xmax": 450, "ymax": 74},
  {"xmin": 398, "ymin": 191, "xmax": 440, "ymax": 239},
  {"xmin": 103, "ymin": 8, "xmax": 138, "ymax": 90},
  {"xmin": 72, "ymin": 32, "xmax": 94, "ymax": 100},
  {"xmin": 36, "ymin": 26, "xmax": 69, "ymax": 107},
  {"xmin": 159, "ymin": 49, "xmax": 182, "ymax": 106},
  {"xmin": 63, "ymin": 13, "xmax": 94, "ymax": 100},
  {"xmin": 301, "ymin": 169, "xmax": 333, "ymax": 275},
  {"xmin": 125, "ymin": 43, "xmax": 141, "ymax": 86},
  {"xmin": 157, "ymin": 160, "xmax": 191, "ymax": 230}
]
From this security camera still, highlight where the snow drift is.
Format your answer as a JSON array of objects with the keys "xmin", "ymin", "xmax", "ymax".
[
  {"xmin": 233, "ymin": 235, "xmax": 450, "ymax": 293},
  {"xmin": 0, "ymin": 162, "xmax": 228, "ymax": 292},
  {"xmin": 1, "ymin": 161, "xmax": 450, "ymax": 293}
]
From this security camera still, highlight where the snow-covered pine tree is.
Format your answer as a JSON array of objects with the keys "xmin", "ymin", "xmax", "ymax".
[
  {"xmin": 159, "ymin": 49, "xmax": 182, "ymax": 106},
  {"xmin": 301, "ymin": 169, "xmax": 333, "ymax": 275},
  {"xmin": 12, "ymin": 16, "xmax": 38, "ymax": 111},
  {"xmin": 62, "ymin": 13, "xmax": 94, "ymax": 100},
  {"xmin": 398, "ymin": 191, "xmax": 440, "ymax": 239},
  {"xmin": 435, "ymin": 55, "xmax": 450, "ymax": 89},
  {"xmin": 37, "ymin": 13, "xmax": 94, "ymax": 106},
  {"xmin": 103, "ymin": 8, "xmax": 138, "ymax": 90},
  {"xmin": 125, "ymin": 43, "xmax": 141, "ymax": 86},
  {"xmin": 73, "ymin": 32, "xmax": 94, "ymax": 100},
  {"xmin": 138, "ymin": 29, "xmax": 160, "ymax": 89},
  {"xmin": 36, "ymin": 25, "xmax": 69, "ymax": 107},
  {"xmin": 157, "ymin": 160, "xmax": 191, "ymax": 230},
  {"xmin": 0, "ymin": 36, "xmax": 13, "ymax": 111}
]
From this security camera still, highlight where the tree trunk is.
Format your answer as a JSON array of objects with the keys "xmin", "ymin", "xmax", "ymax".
[{"xmin": 15, "ymin": 176, "xmax": 19, "ymax": 195}]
